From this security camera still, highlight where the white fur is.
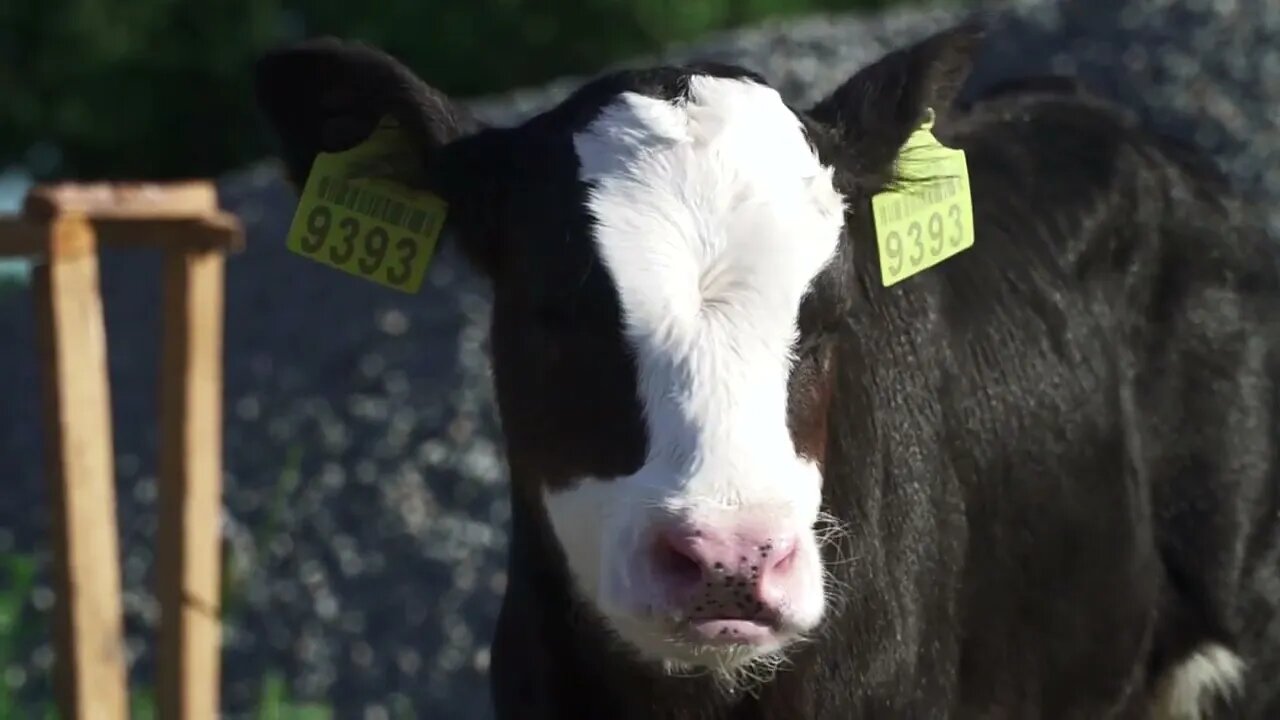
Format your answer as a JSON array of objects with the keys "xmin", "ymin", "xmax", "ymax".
[
  {"xmin": 1150, "ymin": 643, "xmax": 1245, "ymax": 720},
  {"xmin": 543, "ymin": 75, "xmax": 847, "ymax": 669}
]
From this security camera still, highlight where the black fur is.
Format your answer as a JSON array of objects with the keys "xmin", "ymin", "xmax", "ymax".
[{"xmin": 253, "ymin": 22, "xmax": 1280, "ymax": 719}]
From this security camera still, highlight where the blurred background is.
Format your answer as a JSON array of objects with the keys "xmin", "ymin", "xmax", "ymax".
[{"xmin": 0, "ymin": 0, "xmax": 1277, "ymax": 717}]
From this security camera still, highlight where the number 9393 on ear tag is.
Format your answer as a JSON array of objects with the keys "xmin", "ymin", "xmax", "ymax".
[
  {"xmin": 871, "ymin": 108, "xmax": 975, "ymax": 287},
  {"xmin": 284, "ymin": 116, "xmax": 448, "ymax": 294}
]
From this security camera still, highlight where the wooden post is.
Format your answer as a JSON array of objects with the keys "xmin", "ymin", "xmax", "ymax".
[
  {"xmin": 31, "ymin": 214, "xmax": 129, "ymax": 720},
  {"xmin": 156, "ymin": 246, "xmax": 226, "ymax": 720},
  {"xmin": 1, "ymin": 181, "xmax": 243, "ymax": 720}
]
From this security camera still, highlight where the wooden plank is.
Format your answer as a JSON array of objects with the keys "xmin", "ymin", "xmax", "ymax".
[
  {"xmin": 32, "ymin": 215, "xmax": 129, "ymax": 720},
  {"xmin": 94, "ymin": 215, "xmax": 245, "ymax": 253},
  {"xmin": 0, "ymin": 214, "xmax": 245, "ymax": 257},
  {"xmin": 24, "ymin": 181, "xmax": 218, "ymax": 219},
  {"xmin": 155, "ymin": 246, "xmax": 227, "ymax": 720}
]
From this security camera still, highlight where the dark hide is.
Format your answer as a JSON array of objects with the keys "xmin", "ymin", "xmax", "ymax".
[{"xmin": 253, "ymin": 22, "xmax": 1280, "ymax": 719}]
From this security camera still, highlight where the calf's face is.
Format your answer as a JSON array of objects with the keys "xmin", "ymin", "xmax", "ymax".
[
  {"xmin": 540, "ymin": 74, "xmax": 847, "ymax": 670},
  {"xmin": 254, "ymin": 23, "xmax": 981, "ymax": 674}
]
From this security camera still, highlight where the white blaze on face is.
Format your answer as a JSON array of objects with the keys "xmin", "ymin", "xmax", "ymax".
[{"xmin": 544, "ymin": 75, "xmax": 847, "ymax": 664}]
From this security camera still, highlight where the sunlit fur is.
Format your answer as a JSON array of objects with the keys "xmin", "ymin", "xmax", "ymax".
[{"xmin": 1150, "ymin": 643, "xmax": 1246, "ymax": 720}]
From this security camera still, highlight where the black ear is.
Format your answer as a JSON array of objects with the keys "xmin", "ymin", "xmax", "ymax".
[
  {"xmin": 806, "ymin": 21, "xmax": 985, "ymax": 183},
  {"xmin": 254, "ymin": 37, "xmax": 507, "ymax": 275},
  {"xmin": 253, "ymin": 36, "xmax": 480, "ymax": 190}
]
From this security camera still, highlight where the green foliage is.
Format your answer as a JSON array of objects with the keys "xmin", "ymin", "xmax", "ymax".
[
  {"xmin": 0, "ymin": 0, "xmax": 919, "ymax": 182},
  {"xmin": 130, "ymin": 687, "xmax": 157, "ymax": 720},
  {"xmin": 0, "ymin": 444, "xmax": 328, "ymax": 715},
  {"xmin": 222, "ymin": 444, "xmax": 303, "ymax": 622},
  {"xmin": 255, "ymin": 673, "xmax": 332, "ymax": 720},
  {"xmin": 0, "ymin": 554, "xmax": 38, "ymax": 719},
  {"xmin": 0, "ymin": 0, "xmax": 283, "ymax": 180},
  {"xmin": 0, "ymin": 550, "xmax": 335, "ymax": 717}
]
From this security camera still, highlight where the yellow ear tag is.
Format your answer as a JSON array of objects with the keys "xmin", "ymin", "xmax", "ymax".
[
  {"xmin": 284, "ymin": 115, "xmax": 448, "ymax": 293},
  {"xmin": 870, "ymin": 108, "xmax": 974, "ymax": 287}
]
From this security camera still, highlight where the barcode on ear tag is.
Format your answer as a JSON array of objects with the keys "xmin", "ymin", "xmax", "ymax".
[
  {"xmin": 871, "ymin": 109, "xmax": 974, "ymax": 287},
  {"xmin": 284, "ymin": 116, "xmax": 448, "ymax": 293}
]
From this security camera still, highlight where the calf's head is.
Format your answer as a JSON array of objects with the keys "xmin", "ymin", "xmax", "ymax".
[{"xmin": 254, "ymin": 23, "xmax": 980, "ymax": 674}]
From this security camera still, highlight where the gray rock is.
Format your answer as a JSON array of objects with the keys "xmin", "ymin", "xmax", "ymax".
[{"xmin": 0, "ymin": 0, "xmax": 1276, "ymax": 717}]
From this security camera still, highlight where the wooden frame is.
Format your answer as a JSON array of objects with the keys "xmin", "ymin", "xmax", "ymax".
[{"xmin": 0, "ymin": 181, "xmax": 244, "ymax": 720}]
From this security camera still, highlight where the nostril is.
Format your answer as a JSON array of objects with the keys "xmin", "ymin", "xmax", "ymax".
[
  {"xmin": 653, "ymin": 535, "xmax": 704, "ymax": 589},
  {"xmin": 768, "ymin": 543, "xmax": 799, "ymax": 575},
  {"xmin": 652, "ymin": 528, "xmax": 802, "ymax": 619}
]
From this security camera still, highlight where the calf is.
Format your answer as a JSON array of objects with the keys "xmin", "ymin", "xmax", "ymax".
[{"xmin": 253, "ymin": 22, "xmax": 1280, "ymax": 719}]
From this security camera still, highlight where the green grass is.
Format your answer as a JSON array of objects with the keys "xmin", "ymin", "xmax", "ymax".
[
  {"xmin": 222, "ymin": 443, "xmax": 304, "ymax": 623},
  {"xmin": 117, "ymin": 672, "xmax": 332, "ymax": 720},
  {"xmin": 252, "ymin": 673, "xmax": 332, "ymax": 720},
  {"xmin": 0, "ymin": 553, "xmax": 38, "ymax": 718},
  {"xmin": 0, "ymin": 446, "xmax": 339, "ymax": 718},
  {"xmin": 0, "ymin": 550, "xmax": 334, "ymax": 718}
]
